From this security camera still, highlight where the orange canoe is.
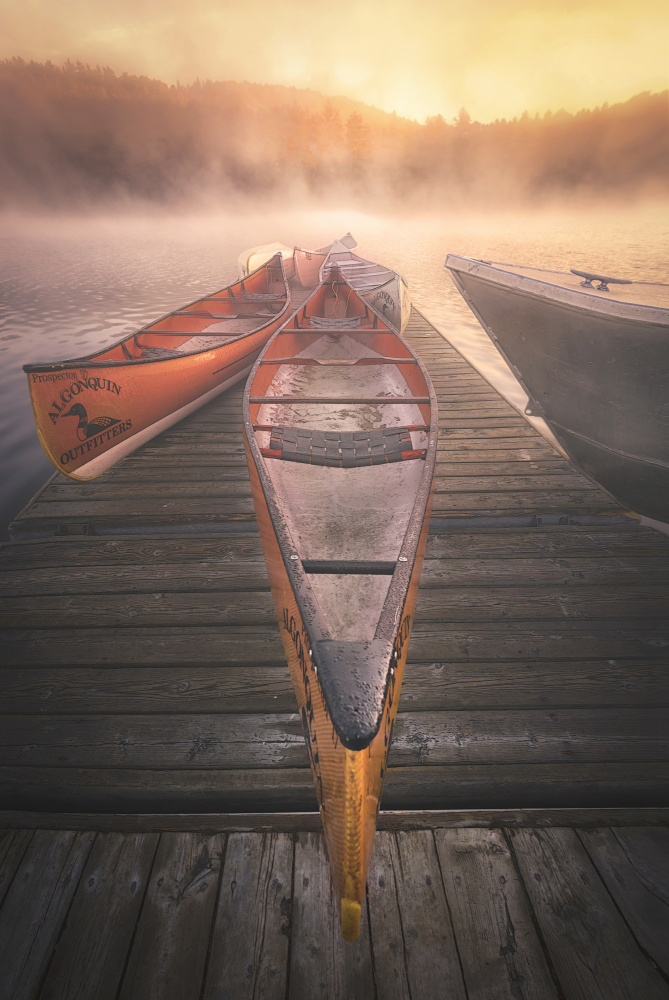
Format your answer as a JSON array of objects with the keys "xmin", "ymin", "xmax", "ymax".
[
  {"xmin": 23, "ymin": 254, "xmax": 291, "ymax": 480},
  {"xmin": 243, "ymin": 266, "xmax": 437, "ymax": 941}
]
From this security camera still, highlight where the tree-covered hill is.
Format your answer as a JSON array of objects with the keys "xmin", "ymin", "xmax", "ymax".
[{"xmin": 0, "ymin": 58, "xmax": 666, "ymax": 209}]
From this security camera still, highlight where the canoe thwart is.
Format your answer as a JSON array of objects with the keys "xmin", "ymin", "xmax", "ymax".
[
  {"xmin": 309, "ymin": 315, "xmax": 362, "ymax": 329},
  {"xmin": 228, "ymin": 291, "xmax": 288, "ymax": 301},
  {"xmin": 301, "ymin": 560, "xmax": 397, "ymax": 575},
  {"xmin": 252, "ymin": 423, "xmax": 429, "ymax": 432}
]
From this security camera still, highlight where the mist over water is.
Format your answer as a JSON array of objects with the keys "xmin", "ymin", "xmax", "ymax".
[{"xmin": 1, "ymin": 204, "xmax": 667, "ymax": 539}]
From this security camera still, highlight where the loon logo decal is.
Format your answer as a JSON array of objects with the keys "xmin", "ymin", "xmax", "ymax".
[
  {"xmin": 58, "ymin": 406, "xmax": 133, "ymax": 467},
  {"xmin": 62, "ymin": 403, "xmax": 121, "ymax": 441}
]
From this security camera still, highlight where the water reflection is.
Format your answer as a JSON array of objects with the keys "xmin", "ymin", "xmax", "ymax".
[{"xmin": 1, "ymin": 205, "xmax": 667, "ymax": 538}]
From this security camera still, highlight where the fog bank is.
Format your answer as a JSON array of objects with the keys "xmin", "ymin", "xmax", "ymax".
[{"xmin": 1, "ymin": 59, "xmax": 667, "ymax": 214}]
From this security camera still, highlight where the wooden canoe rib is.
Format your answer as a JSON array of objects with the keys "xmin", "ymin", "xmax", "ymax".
[
  {"xmin": 243, "ymin": 266, "xmax": 438, "ymax": 940},
  {"xmin": 23, "ymin": 254, "xmax": 291, "ymax": 480}
]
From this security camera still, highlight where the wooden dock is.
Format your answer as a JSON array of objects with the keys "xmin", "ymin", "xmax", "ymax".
[
  {"xmin": 1, "ymin": 820, "xmax": 668, "ymax": 999},
  {"xmin": 1, "ymin": 307, "xmax": 668, "ymax": 998}
]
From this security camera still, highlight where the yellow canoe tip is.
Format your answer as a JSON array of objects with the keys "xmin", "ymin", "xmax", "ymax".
[{"xmin": 340, "ymin": 899, "xmax": 362, "ymax": 942}]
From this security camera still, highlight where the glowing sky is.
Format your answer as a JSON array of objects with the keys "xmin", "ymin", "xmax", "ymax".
[{"xmin": 2, "ymin": 0, "xmax": 667, "ymax": 121}]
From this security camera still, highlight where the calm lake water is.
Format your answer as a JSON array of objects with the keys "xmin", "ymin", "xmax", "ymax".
[{"xmin": 1, "ymin": 204, "xmax": 668, "ymax": 539}]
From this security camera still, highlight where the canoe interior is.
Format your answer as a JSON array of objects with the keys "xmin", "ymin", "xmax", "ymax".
[
  {"xmin": 248, "ymin": 275, "xmax": 432, "ymax": 643},
  {"xmin": 294, "ymin": 247, "xmax": 328, "ymax": 288},
  {"xmin": 24, "ymin": 256, "xmax": 289, "ymax": 371},
  {"xmin": 244, "ymin": 270, "xmax": 436, "ymax": 939}
]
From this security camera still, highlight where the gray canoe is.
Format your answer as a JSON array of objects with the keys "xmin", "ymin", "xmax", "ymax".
[{"xmin": 444, "ymin": 254, "xmax": 669, "ymax": 522}]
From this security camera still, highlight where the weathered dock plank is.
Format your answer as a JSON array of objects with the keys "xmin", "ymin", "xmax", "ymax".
[
  {"xmin": 2, "ymin": 762, "xmax": 667, "ymax": 815},
  {"xmin": 2, "ymin": 659, "xmax": 665, "ymax": 716},
  {"xmin": 288, "ymin": 833, "xmax": 374, "ymax": 1000},
  {"xmin": 117, "ymin": 832, "xmax": 223, "ymax": 1000},
  {"xmin": 203, "ymin": 832, "xmax": 292, "ymax": 1000},
  {"xmin": 578, "ymin": 826, "xmax": 669, "ymax": 977},
  {"xmin": 0, "ymin": 822, "xmax": 665, "ymax": 999},
  {"xmin": 434, "ymin": 827, "xmax": 559, "ymax": 999},
  {"xmin": 509, "ymin": 826, "xmax": 669, "ymax": 999},
  {"xmin": 1, "ymin": 707, "xmax": 666, "ymax": 771},
  {"xmin": 367, "ymin": 830, "xmax": 466, "ymax": 1000},
  {"xmin": 0, "ymin": 830, "xmax": 95, "ymax": 1000},
  {"xmin": 37, "ymin": 831, "xmax": 159, "ymax": 1000}
]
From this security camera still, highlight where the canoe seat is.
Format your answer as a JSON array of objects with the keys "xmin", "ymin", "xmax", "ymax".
[
  {"xmin": 264, "ymin": 426, "xmax": 416, "ymax": 467},
  {"xmin": 309, "ymin": 316, "xmax": 362, "ymax": 329}
]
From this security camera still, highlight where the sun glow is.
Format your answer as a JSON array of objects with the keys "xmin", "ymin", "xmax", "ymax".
[{"xmin": 0, "ymin": 0, "xmax": 666, "ymax": 122}]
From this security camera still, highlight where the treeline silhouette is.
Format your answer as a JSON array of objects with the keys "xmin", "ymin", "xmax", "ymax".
[{"xmin": 0, "ymin": 58, "xmax": 666, "ymax": 210}]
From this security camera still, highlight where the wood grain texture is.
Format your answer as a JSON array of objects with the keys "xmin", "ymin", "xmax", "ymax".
[
  {"xmin": 203, "ymin": 832, "xmax": 292, "ymax": 1000},
  {"xmin": 38, "ymin": 831, "xmax": 159, "ymax": 1000},
  {"xmin": 367, "ymin": 830, "xmax": 466, "ymax": 1000},
  {"xmin": 118, "ymin": 832, "xmax": 223, "ymax": 1000},
  {"xmin": 6, "ymin": 549, "xmax": 665, "ymax": 598},
  {"xmin": 0, "ymin": 828, "xmax": 33, "ymax": 906},
  {"xmin": 0, "ymin": 829, "xmax": 95, "ymax": 1000},
  {"xmin": 3, "ymin": 808, "xmax": 668, "ymax": 833},
  {"xmin": 2, "ymin": 707, "xmax": 665, "ymax": 771},
  {"xmin": 435, "ymin": 828, "xmax": 559, "ymax": 999},
  {"xmin": 3, "ymin": 617, "xmax": 667, "ymax": 668},
  {"xmin": 4, "ymin": 659, "xmax": 664, "ymax": 716},
  {"xmin": 510, "ymin": 827, "xmax": 669, "ymax": 1000},
  {"xmin": 364, "ymin": 834, "xmax": 412, "ymax": 1000},
  {"xmin": 3, "ymin": 585, "xmax": 666, "ymax": 629},
  {"xmin": 579, "ymin": 826, "xmax": 669, "ymax": 976},
  {"xmin": 1, "ymin": 762, "xmax": 667, "ymax": 815},
  {"xmin": 288, "ymin": 833, "xmax": 374, "ymax": 1000}
]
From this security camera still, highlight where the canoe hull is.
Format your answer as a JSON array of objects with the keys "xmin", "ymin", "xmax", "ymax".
[
  {"xmin": 26, "ymin": 329, "xmax": 275, "ymax": 480},
  {"xmin": 445, "ymin": 256, "xmax": 669, "ymax": 521},
  {"xmin": 244, "ymin": 427, "xmax": 433, "ymax": 940},
  {"xmin": 239, "ymin": 237, "xmax": 411, "ymax": 332}
]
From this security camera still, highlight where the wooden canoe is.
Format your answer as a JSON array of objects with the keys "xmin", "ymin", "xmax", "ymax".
[
  {"xmin": 243, "ymin": 266, "xmax": 438, "ymax": 941},
  {"xmin": 239, "ymin": 234, "xmax": 411, "ymax": 333},
  {"xmin": 23, "ymin": 254, "xmax": 291, "ymax": 480}
]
